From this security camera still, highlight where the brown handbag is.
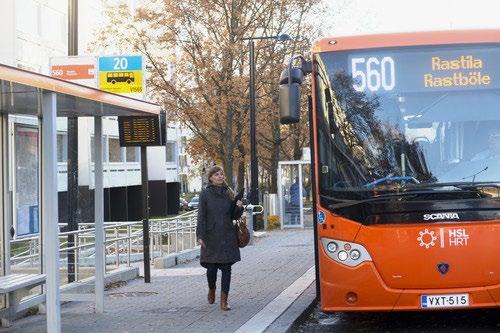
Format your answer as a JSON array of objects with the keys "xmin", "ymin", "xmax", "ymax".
[{"xmin": 234, "ymin": 220, "xmax": 250, "ymax": 248}]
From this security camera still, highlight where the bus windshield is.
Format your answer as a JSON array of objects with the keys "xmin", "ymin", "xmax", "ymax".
[{"xmin": 315, "ymin": 43, "xmax": 500, "ymax": 204}]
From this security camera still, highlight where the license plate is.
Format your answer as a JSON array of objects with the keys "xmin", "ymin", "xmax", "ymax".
[{"xmin": 421, "ymin": 293, "xmax": 469, "ymax": 308}]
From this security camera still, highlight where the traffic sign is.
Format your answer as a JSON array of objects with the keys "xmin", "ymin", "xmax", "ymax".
[
  {"xmin": 50, "ymin": 56, "xmax": 97, "ymax": 88},
  {"xmin": 98, "ymin": 55, "xmax": 143, "ymax": 94}
]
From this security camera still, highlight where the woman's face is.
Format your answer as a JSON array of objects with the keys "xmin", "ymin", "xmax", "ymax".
[{"xmin": 209, "ymin": 170, "xmax": 225, "ymax": 185}]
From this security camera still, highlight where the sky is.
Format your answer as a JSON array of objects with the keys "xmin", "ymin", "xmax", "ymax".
[{"xmin": 325, "ymin": 0, "xmax": 500, "ymax": 36}]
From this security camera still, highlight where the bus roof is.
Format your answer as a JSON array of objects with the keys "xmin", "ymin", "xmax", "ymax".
[
  {"xmin": 0, "ymin": 63, "xmax": 160, "ymax": 117},
  {"xmin": 312, "ymin": 29, "xmax": 500, "ymax": 53}
]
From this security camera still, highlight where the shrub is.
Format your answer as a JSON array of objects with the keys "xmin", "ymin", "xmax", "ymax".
[{"xmin": 267, "ymin": 215, "xmax": 280, "ymax": 230}]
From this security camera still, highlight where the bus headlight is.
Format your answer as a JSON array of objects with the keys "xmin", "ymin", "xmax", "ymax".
[
  {"xmin": 326, "ymin": 241, "xmax": 338, "ymax": 253},
  {"xmin": 337, "ymin": 251, "xmax": 348, "ymax": 261},
  {"xmin": 350, "ymin": 249, "xmax": 361, "ymax": 260},
  {"xmin": 321, "ymin": 237, "xmax": 372, "ymax": 267}
]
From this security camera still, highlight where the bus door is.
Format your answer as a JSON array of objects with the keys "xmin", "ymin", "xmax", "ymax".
[{"xmin": 0, "ymin": 114, "xmax": 5, "ymax": 308}]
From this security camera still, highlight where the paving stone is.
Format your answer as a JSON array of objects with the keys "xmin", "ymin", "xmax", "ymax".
[{"xmin": 6, "ymin": 229, "xmax": 314, "ymax": 333}]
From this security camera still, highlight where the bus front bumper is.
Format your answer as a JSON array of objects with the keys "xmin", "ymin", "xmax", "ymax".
[{"xmin": 320, "ymin": 261, "xmax": 500, "ymax": 312}]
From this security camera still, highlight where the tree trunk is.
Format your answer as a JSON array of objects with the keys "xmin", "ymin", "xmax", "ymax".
[
  {"xmin": 222, "ymin": 153, "xmax": 234, "ymax": 188},
  {"xmin": 270, "ymin": 118, "xmax": 281, "ymax": 193},
  {"xmin": 237, "ymin": 144, "xmax": 245, "ymax": 191}
]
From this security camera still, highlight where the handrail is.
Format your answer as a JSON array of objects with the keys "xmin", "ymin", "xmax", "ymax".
[{"xmin": 10, "ymin": 210, "xmax": 200, "ymax": 285}]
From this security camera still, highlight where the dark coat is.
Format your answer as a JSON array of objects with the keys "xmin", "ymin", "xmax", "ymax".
[{"xmin": 196, "ymin": 184, "xmax": 241, "ymax": 265}]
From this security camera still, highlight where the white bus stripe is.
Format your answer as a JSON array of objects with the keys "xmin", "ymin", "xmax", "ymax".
[{"xmin": 440, "ymin": 228, "xmax": 445, "ymax": 248}]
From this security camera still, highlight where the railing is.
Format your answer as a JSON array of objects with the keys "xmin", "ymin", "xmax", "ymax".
[{"xmin": 9, "ymin": 210, "xmax": 198, "ymax": 285}]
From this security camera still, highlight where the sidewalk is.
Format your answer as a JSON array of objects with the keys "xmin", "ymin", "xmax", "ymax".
[{"xmin": 5, "ymin": 229, "xmax": 315, "ymax": 333}]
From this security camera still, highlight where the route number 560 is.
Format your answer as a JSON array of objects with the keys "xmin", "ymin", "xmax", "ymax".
[{"xmin": 351, "ymin": 57, "xmax": 395, "ymax": 92}]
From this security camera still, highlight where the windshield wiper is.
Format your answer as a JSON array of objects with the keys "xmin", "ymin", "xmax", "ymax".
[
  {"xmin": 405, "ymin": 181, "xmax": 500, "ymax": 190},
  {"xmin": 325, "ymin": 193, "xmax": 416, "ymax": 210},
  {"xmin": 461, "ymin": 166, "xmax": 488, "ymax": 182},
  {"xmin": 323, "ymin": 185, "xmax": 494, "ymax": 210}
]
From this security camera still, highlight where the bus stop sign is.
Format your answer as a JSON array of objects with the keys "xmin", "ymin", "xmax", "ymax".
[{"xmin": 98, "ymin": 55, "xmax": 143, "ymax": 94}]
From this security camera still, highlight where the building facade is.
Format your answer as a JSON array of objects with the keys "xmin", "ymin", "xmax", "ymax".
[{"xmin": 0, "ymin": 0, "xmax": 182, "ymax": 234}]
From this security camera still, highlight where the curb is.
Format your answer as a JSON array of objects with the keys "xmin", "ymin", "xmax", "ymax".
[
  {"xmin": 286, "ymin": 291, "xmax": 318, "ymax": 333},
  {"xmin": 153, "ymin": 247, "xmax": 200, "ymax": 269},
  {"xmin": 60, "ymin": 266, "xmax": 139, "ymax": 295},
  {"xmin": 264, "ymin": 282, "xmax": 317, "ymax": 333}
]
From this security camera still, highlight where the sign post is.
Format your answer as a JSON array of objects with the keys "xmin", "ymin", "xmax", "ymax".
[
  {"xmin": 140, "ymin": 145, "xmax": 151, "ymax": 283},
  {"xmin": 118, "ymin": 115, "xmax": 164, "ymax": 283}
]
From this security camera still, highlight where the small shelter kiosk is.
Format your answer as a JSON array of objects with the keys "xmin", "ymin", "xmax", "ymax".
[
  {"xmin": 277, "ymin": 159, "xmax": 312, "ymax": 228},
  {"xmin": 0, "ymin": 64, "xmax": 161, "ymax": 332}
]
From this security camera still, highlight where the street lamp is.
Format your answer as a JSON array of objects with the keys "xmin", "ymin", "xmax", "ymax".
[{"xmin": 242, "ymin": 33, "xmax": 292, "ymax": 230}]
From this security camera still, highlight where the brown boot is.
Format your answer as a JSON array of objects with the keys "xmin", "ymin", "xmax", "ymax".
[
  {"xmin": 208, "ymin": 288, "xmax": 216, "ymax": 304},
  {"xmin": 220, "ymin": 291, "xmax": 231, "ymax": 311}
]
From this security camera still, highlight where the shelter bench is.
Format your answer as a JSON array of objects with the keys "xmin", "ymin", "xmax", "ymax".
[{"xmin": 0, "ymin": 273, "xmax": 46, "ymax": 327}]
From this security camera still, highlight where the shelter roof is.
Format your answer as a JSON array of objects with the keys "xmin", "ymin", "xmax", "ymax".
[{"xmin": 0, "ymin": 63, "xmax": 161, "ymax": 117}]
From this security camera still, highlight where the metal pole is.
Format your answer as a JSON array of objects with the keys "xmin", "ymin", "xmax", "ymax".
[
  {"xmin": 94, "ymin": 115, "xmax": 104, "ymax": 313},
  {"xmin": 249, "ymin": 40, "xmax": 259, "ymax": 231},
  {"xmin": 42, "ymin": 92, "xmax": 61, "ymax": 333},
  {"xmin": 67, "ymin": 0, "xmax": 79, "ymax": 284},
  {"xmin": 68, "ymin": 0, "xmax": 78, "ymax": 56},
  {"xmin": 127, "ymin": 225, "xmax": 131, "ymax": 266},
  {"xmin": 141, "ymin": 146, "xmax": 151, "ymax": 283}
]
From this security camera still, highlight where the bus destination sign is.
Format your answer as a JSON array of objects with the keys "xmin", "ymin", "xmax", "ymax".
[
  {"xmin": 118, "ymin": 116, "xmax": 162, "ymax": 147},
  {"xmin": 346, "ymin": 45, "xmax": 500, "ymax": 94}
]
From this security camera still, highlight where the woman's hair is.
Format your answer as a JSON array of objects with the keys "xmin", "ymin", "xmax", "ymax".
[{"xmin": 207, "ymin": 166, "xmax": 235, "ymax": 200}]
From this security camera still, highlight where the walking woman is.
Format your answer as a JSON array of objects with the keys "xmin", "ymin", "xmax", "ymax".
[{"xmin": 196, "ymin": 166, "xmax": 243, "ymax": 311}]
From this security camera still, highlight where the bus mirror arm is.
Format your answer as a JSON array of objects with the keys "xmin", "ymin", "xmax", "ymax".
[{"xmin": 279, "ymin": 55, "xmax": 311, "ymax": 125}]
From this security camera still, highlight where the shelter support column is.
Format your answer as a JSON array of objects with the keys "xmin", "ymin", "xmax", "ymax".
[
  {"xmin": 41, "ymin": 92, "xmax": 61, "ymax": 333},
  {"xmin": 94, "ymin": 115, "xmax": 104, "ymax": 313}
]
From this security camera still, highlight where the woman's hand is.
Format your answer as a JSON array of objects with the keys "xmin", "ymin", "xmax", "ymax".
[
  {"xmin": 198, "ymin": 239, "xmax": 206, "ymax": 248},
  {"xmin": 236, "ymin": 200, "xmax": 243, "ymax": 207}
]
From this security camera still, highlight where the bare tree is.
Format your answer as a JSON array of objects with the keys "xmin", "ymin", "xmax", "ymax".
[{"xmin": 90, "ymin": 0, "xmax": 325, "ymax": 190}]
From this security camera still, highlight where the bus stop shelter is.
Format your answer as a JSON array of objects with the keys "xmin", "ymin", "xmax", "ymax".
[
  {"xmin": 0, "ymin": 63, "xmax": 161, "ymax": 332},
  {"xmin": 277, "ymin": 160, "xmax": 312, "ymax": 228}
]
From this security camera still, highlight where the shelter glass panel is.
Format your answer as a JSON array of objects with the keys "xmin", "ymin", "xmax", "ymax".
[
  {"xmin": 280, "ymin": 164, "xmax": 301, "ymax": 227},
  {"xmin": 126, "ymin": 147, "xmax": 138, "ymax": 162},
  {"xmin": 108, "ymin": 137, "xmax": 122, "ymax": 162},
  {"xmin": 302, "ymin": 164, "xmax": 313, "ymax": 227},
  {"xmin": 14, "ymin": 125, "xmax": 39, "ymax": 237},
  {"xmin": 9, "ymin": 118, "xmax": 42, "ymax": 301}
]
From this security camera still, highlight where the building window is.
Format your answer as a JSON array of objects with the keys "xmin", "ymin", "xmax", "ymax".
[
  {"xmin": 41, "ymin": 6, "xmax": 65, "ymax": 43},
  {"xmin": 57, "ymin": 133, "xmax": 68, "ymax": 162},
  {"xmin": 108, "ymin": 137, "xmax": 122, "ymax": 162},
  {"xmin": 166, "ymin": 142, "xmax": 176, "ymax": 163},
  {"xmin": 126, "ymin": 147, "xmax": 138, "ymax": 162},
  {"xmin": 90, "ymin": 135, "xmax": 106, "ymax": 163},
  {"xmin": 16, "ymin": 0, "xmax": 40, "ymax": 36},
  {"xmin": 179, "ymin": 155, "xmax": 187, "ymax": 169},
  {"xmin": 181, "ymin": 174, "xmax": 188, "ymax": 193}
]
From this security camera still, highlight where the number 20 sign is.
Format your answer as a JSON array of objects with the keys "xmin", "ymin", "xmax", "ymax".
[{"xmin": 98, "ymin": 55, "xmax": 144, "ymax": 94}]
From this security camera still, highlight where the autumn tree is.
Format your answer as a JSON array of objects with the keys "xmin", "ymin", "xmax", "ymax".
[{"xmin": 91, "ymin": 0, "xmax": 324, "ymax": 190}]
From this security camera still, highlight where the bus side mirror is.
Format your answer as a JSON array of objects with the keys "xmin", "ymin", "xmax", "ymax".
[{"xmin": 279, "ymin": 67, "xmax": 304, "ymax": 124}]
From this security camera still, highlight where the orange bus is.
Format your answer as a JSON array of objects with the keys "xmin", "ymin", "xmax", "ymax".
[{"xmin": 279, "ymin": 30, "xmax": 500, "ymax": 311}]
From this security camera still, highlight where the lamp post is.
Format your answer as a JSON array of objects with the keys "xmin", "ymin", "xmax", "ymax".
[
  {"xmin": 242, "ymin": 34, "xmax": 292, "ymax": 230},
  {"xmin": 67, "ymin": 0, "xmax": 78, "ymax": 284}
]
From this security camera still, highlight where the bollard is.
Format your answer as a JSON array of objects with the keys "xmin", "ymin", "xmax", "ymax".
[
  {"xmin": 245, "ymin": 206, "xmax": 254, "ymax": 245},
  {"xmin": 263, "ymin": 192, "xmax": 269, "ymax": 230},
  {"xmin": 245, "ymin": 204, "xmax": 263, "ymax": 246}
]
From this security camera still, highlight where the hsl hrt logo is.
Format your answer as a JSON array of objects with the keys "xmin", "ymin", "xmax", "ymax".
[{"xmin": 417, "ymin": 228, "xmax": 470, "ymax": 249}]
